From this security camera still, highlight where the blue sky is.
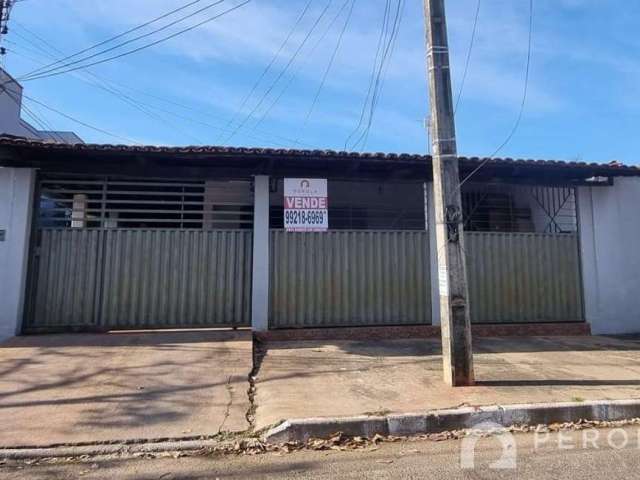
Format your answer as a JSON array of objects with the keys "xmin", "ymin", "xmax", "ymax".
[{"xmin": 3, "ymin": 0, "xmax": 639, "ymax": 163}]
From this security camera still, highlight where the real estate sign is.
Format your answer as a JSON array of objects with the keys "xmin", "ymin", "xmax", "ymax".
[{"xmin": 283, "ymin": 178, "xmax": 328, "ymax": 232}]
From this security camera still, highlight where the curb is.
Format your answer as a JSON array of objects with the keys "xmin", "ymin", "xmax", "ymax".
[
  {"xmin": 263, "ymin": 398, "xmax": 640, "ymax": 443},
  {"xmin": 0, "ymin": 439, "xmax": 223, "ymax": 460}
]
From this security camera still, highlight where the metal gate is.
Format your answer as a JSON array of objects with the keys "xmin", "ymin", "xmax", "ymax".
[
  {"xmin": 466, "ymin": 232, "xmax": 583, "ymax": 323},
  {"xmin": 462, "ymin": 183, "xmax": 584, "ymax": 324},
  {"xmin": 24, "ymin": 176, "xmax": 254, "ymax": 331},
  {"xmin": 270, "ymin": 230, "xmax": 431, "ymax": 328}
]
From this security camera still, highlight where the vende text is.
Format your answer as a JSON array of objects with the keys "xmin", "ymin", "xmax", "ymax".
[{"xmin": 285, "ymin": 197, "xmax": 328, "ymax": 209}]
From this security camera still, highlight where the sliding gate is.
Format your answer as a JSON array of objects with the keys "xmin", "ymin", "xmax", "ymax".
[{"xmin": 24, "ymin": 175, "xmax": 254, "ymax": 332}]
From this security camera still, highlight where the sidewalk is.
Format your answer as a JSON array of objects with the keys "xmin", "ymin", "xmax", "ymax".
[
  {"xmin": 254, "ymin": 335, "xmax": 640, "ymax": 430},
  {"xmin": 0, "ymin": 330, "xmax": 252, "ymax": 447}
]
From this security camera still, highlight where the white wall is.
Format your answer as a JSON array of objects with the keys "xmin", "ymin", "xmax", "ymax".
[
  {"xmin": 0, "ymin": 71, "xmax": 38, "ymax": 139},
  {"xmin": 578, "ymin": 177, "xmax": 640, "ymax": 335},
  {"xmin": 0, "ymin": 68, "xmax": 83, "ymax": 143},
  {"xmin": 251, "ymin": 175, "xmax": 270, "ymax": 332},
  {"xmin": 0, "ymin": 168, "xmax": 36, "ymax": 341}
]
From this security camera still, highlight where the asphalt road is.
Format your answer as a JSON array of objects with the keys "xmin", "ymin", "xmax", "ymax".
[{"xmin": 2, "ymin": 427, "xmax": 640, "ymax": 479}]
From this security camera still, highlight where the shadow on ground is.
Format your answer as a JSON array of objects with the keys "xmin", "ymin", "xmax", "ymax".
[
  {"xmin": 0, "ymin": 330, "xmax": 253, "ymax": 447},
  {"xmin": 254, "ymin": 335, "xmax": 640, "ymax": 429}
]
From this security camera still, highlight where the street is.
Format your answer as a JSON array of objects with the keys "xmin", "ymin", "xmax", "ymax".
[{"xmin": 2, "ymin": 426, "xmax": 639, "ymax": 479}]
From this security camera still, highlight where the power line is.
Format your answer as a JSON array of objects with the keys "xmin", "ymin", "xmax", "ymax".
[
  {"xmin": 0, "ymin": 83, "xmax": 66, "ymax": 142},
  {"xmin": 295, "ymin": 0, "xmax": 356, "ymax": 143},
  {"xmin": 251, "ymin": 0, "xmax": 364, "ymax": 135},
  {"xmin": 359, "ymin": 0, "xmax": 404, "ymax": 150},
  {"xmin": 21, "ymin": 92, "xmax": 142, "ymax": 144},
  {"xmin": 21, "ymin": 103, "xmax": 67, "ymax": 143},
  {"xmin": 456, "ymin": 0, "xmax": 534, "ymax": 192},
  {"xmin": 19, "ymin": 0, "xmax": 251, "ymax": 83},
  {"xmin": 7, "ymin": 29, "xmax": 206, "ymax": 144},
  {"xmin": 217, "ymin": 0, "xmax": 315, "ymax": 144},
  {"xmin": 17, "ymin": 0, "xmax": 205, "ymax": 78},
  {"xmin": 250, "ymin": 0, "xmax": 351, "ymax": 134},
  {"xmin": 222, "ymin": 0, "xmax": 334, "ymax": 144},
  {"xmin": 9, "ymin": 34, "xmax": 310, "ymax": 149},
  {"xmin": 11, "ymin": 26, "xmax": 310, "ymax": 147},
  {"xmin": 351, "ymin": 0, "xmax": 405, "ymax": 151},
  {"xmin": 107, "ymin": 80, "xmax": 315, "ymax": 147},
  {"xmin": 343, "ymin": 0, "xmax": 391, "ymax": 150},
  {"xmin": 453, "ymin": 0, "xmax": 481, "ymax": 115}
]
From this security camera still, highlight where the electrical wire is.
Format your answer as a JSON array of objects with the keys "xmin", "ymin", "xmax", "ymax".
[
  {"xmin": 359, "ymin": 0, "xmax": 404, "ymax": 150},
  {"xmin": 351, "ymin": 0, "xmax": 404, "ymax": 151},
  {"xmin": 453, "ymin": 0, "xmax": 481, "ymax": 115},
  {"xmin": 0, "ymin": 83, "xmax": 67, "ymax": 142},
  {"xmin": 217, "ymin": 0, "xmax": 314, "ymax": 143},
  {"xmin": 295, "ymin": 0, "xmax": 356, "ymax": 143},
  {"xmin": 222, "ymin": 0, "xmax": 334, "ymax": 143},
  {"xmin": 8, "ymin": 34, "xmax": 310, "ymax": 148},
  {"xmin": 343, "ymin": 0, "xmax": 390, "ymax": 150},
  {"xmin": 18, "ymin": 0, "xmax": 251, "ymax": 83},
  {"xmin": 455, "ymin": 0, "xmax": 534, "ymax": 193},
  {"xmin": 16, "ymin": 0, "xmax": 206, "ymax": 78},
  {"xmin": 250, "ymin": 0, "xmax": 349, "ymax": 133},
  {"xmin": 21, "ymin": 92, "xmax": 141, "ymax": 144},
  {"xmin": 8, "ymin": 29, "xmax": 206, "ymax": 144}
]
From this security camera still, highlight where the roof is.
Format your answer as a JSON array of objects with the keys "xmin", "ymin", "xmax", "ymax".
[{"xmin": 0, "ymin": 135, "xmax": 638, "ymax": 179}]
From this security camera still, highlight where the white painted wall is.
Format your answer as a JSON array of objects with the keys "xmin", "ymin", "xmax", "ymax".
[
  {"xmin": 0, "ymin": 168, "xmax": 36, "ymax": 341},
  {"xmin": 578, "ymin": 177, "xmax": 640, "ymax": 335},
  {"xmin": 0, "ymin": 68, "xmax": 83, "ymax": 143},
  {"xmin": 251, "ymin": 175, "xmax": 270, "ymax": 332},
  {"xmin": 425, "ymin": 182, "xmax": 440, "ymax": 326}
]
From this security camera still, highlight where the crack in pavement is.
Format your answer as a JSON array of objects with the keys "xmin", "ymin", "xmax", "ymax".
[{"xmin": 217, "ymin": 376, "xmax": 234, "ymax": 434}]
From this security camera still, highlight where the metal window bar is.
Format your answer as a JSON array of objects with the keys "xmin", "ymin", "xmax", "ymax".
[
  {"xmin": 37, "ymin": 176, "xmax": 254, "ymax": 230},
  {"xmin": 461, "ymin": 183, "xmax": 577, "ymax": 234},
  {"xmin": 269, "ymin": 179, "xmax": 427, "ymax": 231}
]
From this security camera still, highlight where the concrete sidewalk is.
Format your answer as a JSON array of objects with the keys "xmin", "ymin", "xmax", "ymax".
[
  {"xmin": 0, "ymin": 330, "xmax": 252, "ymax": 447},
  {"xmin": 254, "ymin": 335, "xmax": 640, "ymax": 430}
]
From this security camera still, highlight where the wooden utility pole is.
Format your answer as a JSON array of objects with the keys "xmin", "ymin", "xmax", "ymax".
[{"xmin": 423, "ymin": 0, "xmax": 474, "ymax": 386}]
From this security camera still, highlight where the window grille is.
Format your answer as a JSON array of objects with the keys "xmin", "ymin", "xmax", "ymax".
[
  {"xmin": 37, "ymin": 176, "xmax": 254, "ymax": 230},
  {"xmin": 461, "ymin": 183, "xmax": 577, "ymax": 234}
]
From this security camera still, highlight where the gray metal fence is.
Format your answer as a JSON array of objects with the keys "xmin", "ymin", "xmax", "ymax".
[
  {"xmin": 25, "ymin": 229, "xmax": 252, "ymax": 330},
  {"xmin": 100, "ymin": 229, "xmax": 253, "ymax": 329},
  {"xmin": 269, "ymin": 230, "xmax": 432, "ymax": 328},
  {"xmin": 25, "ymin": 229, "xmax": 102, "ymax": 329},
  {"xmin": 465, "ymin": 232, "xmax": 583, "ymax": 323}
]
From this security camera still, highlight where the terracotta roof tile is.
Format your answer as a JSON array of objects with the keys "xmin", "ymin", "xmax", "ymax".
[{"xmin": 0, "ymin": 135, "xmax": 637, "ymax": 174}]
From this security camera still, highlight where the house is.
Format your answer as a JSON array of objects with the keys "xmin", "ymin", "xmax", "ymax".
[
  {"xmin": 0, "ymin": 68, "xmax": 83, "ymax": 144},
  {"xmin": 0, "ymin": 136, "xmax": 639, "ymax": 341}
]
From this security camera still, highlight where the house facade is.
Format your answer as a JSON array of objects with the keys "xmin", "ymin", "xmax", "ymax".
[{"xmin": 1, "ymin": 136, "xmax": 639, "ymax": 341}]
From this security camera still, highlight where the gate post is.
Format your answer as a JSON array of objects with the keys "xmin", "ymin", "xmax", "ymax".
[
  {"xmin": 251, "ymin": 175, "xmax": 270, "ymax": 332},
  {"xmin": 0, "ymin": 168, "xmax": 36, "ymax": 341},
  {"xmin": 425, "ymin": 182, "xmax": 441, "ymax": 326}
]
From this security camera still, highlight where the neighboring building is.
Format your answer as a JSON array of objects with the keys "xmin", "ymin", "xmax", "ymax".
[
  {"xmin": 0, "ymin": 68, "xmax": 83, "ymax": 143},
  {"xmin": 0, "ymin": 137, "xmax": 639, "ymax": 341}
]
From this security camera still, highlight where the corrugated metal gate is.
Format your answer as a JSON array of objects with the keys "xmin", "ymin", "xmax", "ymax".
[
  {"xmin": 462, "ymin": 184, "xmax": 584, "ymax": 324},
  {"xmin": 24, "ymin": 176, "xmax": 253, "ymax": 331},
  {"xmin": 268, "ymin": 182, "xmax": 584, "ymax": 328},
  {"xmin": 269, "ymin": 230, "xmax": 432, "ymax": 328},
  {"xmin": 466, "ymin": 232, "xmax": 583, "ymax": 323}
]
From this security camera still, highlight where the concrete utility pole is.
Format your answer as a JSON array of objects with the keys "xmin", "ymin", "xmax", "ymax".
[{"xmin": 423, "ymin": 0, "xmax": 474, "ymax": 386}]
